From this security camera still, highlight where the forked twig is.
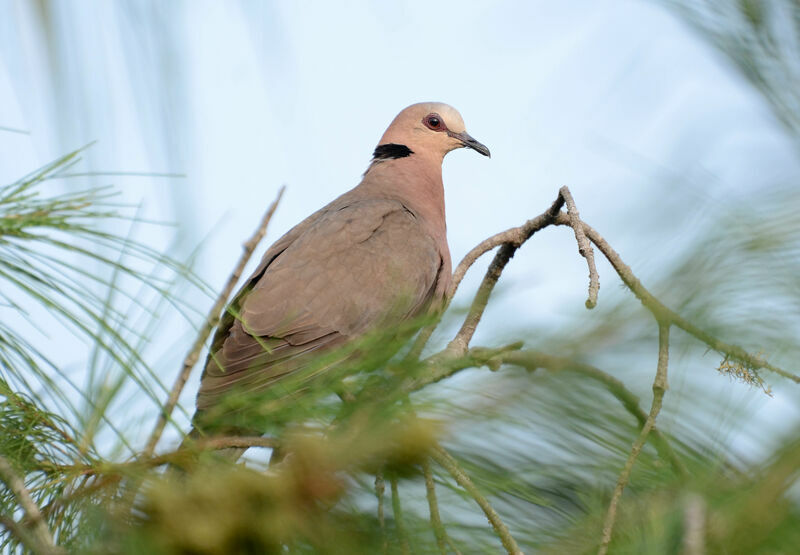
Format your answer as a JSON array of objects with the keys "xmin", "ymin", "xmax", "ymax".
[
  {"xmin": 598, "ymin": 322, "xmax": 671, "ymax": 554},
  {"xmin": 405, "ymin": 194, "xmax": 565, "ymax": 361},
  {"xmin": 558, "ymin": 186, "xmax": 599, "ymax": 308},
  {"xmin": 430, "ymin": 446, "xmax": 522, "ymax": 555},
  {"xmin": 556, "ymin": 215, "xmax": 798, "ymax": 383},
  {"xmin": 144, "ymin": 186, "xmax": 285, "ymax": 456},
  {"xmin": 421, "ymin": 186, "xmax": 597, "ymax": 357}
]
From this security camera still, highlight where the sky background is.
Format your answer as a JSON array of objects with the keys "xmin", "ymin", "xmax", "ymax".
[{"xmin": 1, "ymin": 1, "xmax": 798, "ymax": 458}]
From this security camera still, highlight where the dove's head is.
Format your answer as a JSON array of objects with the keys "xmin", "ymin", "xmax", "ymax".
[{"xmin": 375, "ymin": 102, "xmax": 490, "ymax": 162}]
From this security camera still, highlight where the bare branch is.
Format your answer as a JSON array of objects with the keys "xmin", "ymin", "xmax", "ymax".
[
  {"xmin": 405, "ymin": 194, "xmax": 565, "ymax": 361},
  {"xmin": 144, "ymin": 186, "xmax": 286, "ymax": 456},
  {"xmin": 449, "ymin": 194, "xmax": 565, "ymax": 300},
  {"xmin": 190, "ymin": 435, "xmax": 278, "ymax": 452},
  {"xmin": 598, "ymin": 322, "xmax": 671, "ymax": 555},
  {"xmin": 40, "ymin": 436, "xmax": 279, "ymax": 477},
  {"xmin": 422, "ymin": 458, "xmax": 447, "ymax": 554},
  {"xmin": 557, "ymin": 214, "xmax": 799, "ymax": 383},
  {"xmin": 559, "ymin": 186, "xmax": 599, "ymax": 308},
  {"xmin": 446, "ymin": 196, "xmax": 568, "ymax": 355},
  {"xmin": 409, "ymin": 345, "xmax": 685, "ymax": 476},
  {"xmin": 430, "ymin": 446, "xmax": 523, "ymax": 555},
  {"xmin": 448, "ymin": 243, "xmax": 516, "ymax": 354},
  {"xmin": 0, "ymin": 456, "xmax": 63, "ymax": 554}
]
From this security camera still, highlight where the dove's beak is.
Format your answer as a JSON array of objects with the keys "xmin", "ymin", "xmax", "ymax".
[{"xmin": 448, "ymin": 130, "xmax": 491, "ymax": 157}]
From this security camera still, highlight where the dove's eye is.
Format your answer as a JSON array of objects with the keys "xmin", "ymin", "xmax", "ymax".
[{"xmin": 424, "ymin": 114, "xmax": 444, "ymax": 131}]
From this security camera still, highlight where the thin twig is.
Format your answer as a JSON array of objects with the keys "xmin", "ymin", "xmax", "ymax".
[
  {"xmin": 144, "ymin": 186, "xmax": 285, "ymax": 456},
  {"xmin": 0, "ymin": 456, "xmax": 62, "ymax": 554},
  {"xmin": 430, "ymin": 446, "xmax": 522, "ymax": 555},
  {"xmin": 501, "ymin": 349, "xmax": 686, "ymax": 477},
  {"xmin": 598, "ymin": 322, "xmax": 671, "ymax": 555},
  {"xmin": 559, "ymin": 186, "xmax": 599, "ymax": 308},
  {"xmin": 406, "ymin": 195, "xmax": 565, "ymax": 362},
  {"xmin": 40, "ymin": 436, "xmax": 279, "ymax": 476},
  {"xmin": 375, "ymin": 470, "xmax": 387, "ymax": 554},
  {"xmin": 422, "ymin": 458, "xmax": 448, "ymax": 554},
  {"xmin": 448, "ymin": 243, "xmax": 516, "ymax": 354},
  {"xmin": 449, "ymin": 195, "xmax": 565, "ymax": 300},
  {"xmin": 557, "ymin": 215, "xmax": 799, "ymax": 383},
  {"xmin": 408, "ymin": 345, "xmax": 685, "ymax": 476},
  {"xmin": 390, "ymin": 474, "xmax": 411, "ymax": 555},
  {"xmin": 190, "ymin": 435, "xmax": 278, "ymax": 452}
]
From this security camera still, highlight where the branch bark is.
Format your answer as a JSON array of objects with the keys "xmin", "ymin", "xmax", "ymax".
[
  {"xmin": 422, "ymin": 458, "xmax": 448, "ymax": 554},
  {"xmin": 555, "ymin": 214, "xmax": 798, "ymax": 383},
  {"xmin": 558, "ymin": 185, "xmax": 599, "ymax": 308},
  {"xmin": 408, "ymin": 345, "xmax": 685, "ymax": 477},
  {"xmin": 598, "ymin": 322, "xmax": 671, "ymax": 555},
  {"xmin": 430, "ymin": 446, "xmax": 523, "ymax": 555}
]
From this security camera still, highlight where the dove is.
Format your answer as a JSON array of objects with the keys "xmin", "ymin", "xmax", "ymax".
[{"xmin": 190, "ymin": 102, "xmax": 489, "ymax": 450}]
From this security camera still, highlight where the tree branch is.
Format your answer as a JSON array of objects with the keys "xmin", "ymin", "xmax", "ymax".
[
  {"xmin": 422, "ymin": 457, "xmax": 448, "ymax": 554},
  {"xmin": 434, "ymin": 186, "xmax": 596, "ymax": 356},
  {"xmin": 558, "ymin": 185, "xmax": 599, "ymax": 308},
  {"xmin": 408, "ymin": 345, "xmax": 685, "ymax": 476},
  {"xmin": 40, "ymin": 436, "xmax": 279, "ymax": 477},
  {"xmin": 430, "ymin": 445, "xmax": 522, "ymax": 555},
  {"xmin": 144, "ymin": 186, "xmax": 285, "ymax": 456},
  {"xmin": 598, "ymin": 322, "xmax": 671, "ymax": 555},
  {"xmin": 556, "ymin": 214, "xmax": 799, "ymax": 383},
  {"xmin": 405, "ymin": 194, "xmax": 565, "ymax": 362}
]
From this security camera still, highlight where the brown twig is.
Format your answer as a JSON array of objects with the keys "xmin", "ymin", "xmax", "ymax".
[
  {"xmin": 445, "ymin": 196, "xmax": 567, "ymax": 355},
  {"xmin": 143, "ymin": 186, "xmax": 286, "ymax": 456},
  {"xmin": 556, "ymin": 214, "xmax": 799, "ymax": 383},
  {"xmin": 432, "ymin": 186, "xmax": 598, "ymax": 356},
  {"xmin": 449, "ymin": 194, "xmax": 566, "ymax": 300},
  {"xmin": 422, "ymin": 458, "xmax": 448, "ymax": 554},
  {"xmin": 405, "ymin": 195, "xmax": 565, "ymax": 362},
  {"xmin": 40, "ymin": 436, "xmax": 279, "ymax": 477},
  {"xmin": 408, "ymin": 345, "xmax": 685, "ymax": 477},
  {"xmin": 190, "ymin": 435, "xmax": 278, "ymax": 452},
  {"xmin": 0, "ymin": 456, "xmax": 63, "ymax": 554},
  {"xmin": 559, "ymin": 186, "xmax": 599, "ymax": 308},
  {"xmin": 598, "ymin": 322, "xmax": 671, "ymax": 555},
  {"xmin": 447, "ymin": 243, "xmax": 517, "ymax": 354},
  {"xmin": 430, "ymin": 446, "xmax": 522, "ymax": 555}
]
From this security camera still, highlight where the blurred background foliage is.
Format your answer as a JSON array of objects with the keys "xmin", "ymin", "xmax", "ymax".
[{"xmin": 1, "ymin": 1, "xmax": 800, "ymax": 553}]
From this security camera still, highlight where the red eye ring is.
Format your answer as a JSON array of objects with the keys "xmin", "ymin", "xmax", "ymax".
[{"xmin": 423, "ymin": 113, "xmax": 446, "ymax": 131}]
